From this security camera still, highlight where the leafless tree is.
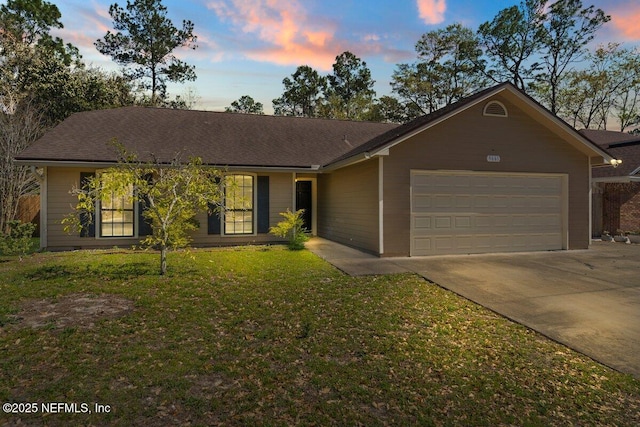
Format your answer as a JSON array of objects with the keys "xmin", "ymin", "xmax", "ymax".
[{"xmin": 0, "ymin": 101, "xmax": 45, "ymax": 233}]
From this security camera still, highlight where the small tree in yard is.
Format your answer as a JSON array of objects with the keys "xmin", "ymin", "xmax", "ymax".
[
  {"xmin": 269, "ymin": 209, "xmax": 309, "ymax": 250},
  {"xmin": 64, "ymin": 143, "xmax": 225, "ymax": 275},
  {"xmin": 0, "ymin": 220, "xmax": 36, "ymax": 259}
]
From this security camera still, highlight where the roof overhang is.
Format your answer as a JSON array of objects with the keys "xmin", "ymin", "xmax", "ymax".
[
  {"xmin": 322, "ymin": 148, "xmax": 389, "ymax": 172},
  {"xmin": 592, "ymin": 175, "xmax": 640, "ymax": 183},
  {"xmin": 13, "ymin": 158, "xmax": 323, "ymax": 173}
]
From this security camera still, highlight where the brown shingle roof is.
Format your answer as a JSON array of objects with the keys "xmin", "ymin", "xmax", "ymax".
[
  {"xmin": 581, "ymin": 130, "xmax": 640, "ymax": 178},
  {"xmin": 16, "ymin": 107, "xmax": 398, "ymax": 168},
  {"xmin": 579, "ymin": 129, "xmax": 640, "ymax": 148}
]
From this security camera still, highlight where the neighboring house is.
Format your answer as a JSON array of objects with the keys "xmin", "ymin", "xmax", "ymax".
[
  {"xmin": 15, "ymin": 83, "xmax": 616, "ymax": 256},
  {"xmin": 581, "ymin": 129, "xmax": 640, "ymax": 236}
]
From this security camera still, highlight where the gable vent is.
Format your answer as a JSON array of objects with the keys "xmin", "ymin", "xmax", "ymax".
[{"xmin": 483, "ymin": 101, "xmax": 508, "ymax": 117}]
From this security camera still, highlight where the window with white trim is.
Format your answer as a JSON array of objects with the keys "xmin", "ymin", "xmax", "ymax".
[
  {"xmin": 99, "ymin": 172, "xmax": 135, "ymax": 237},
  {"xmin": 224, "ymin": 174, "xmax": 254, "ymax": 235}
]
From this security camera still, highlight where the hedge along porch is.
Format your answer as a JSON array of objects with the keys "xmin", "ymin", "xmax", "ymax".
[{"xmin": 15, "ymin": 83, "xmax": 617, "ymax": 256}]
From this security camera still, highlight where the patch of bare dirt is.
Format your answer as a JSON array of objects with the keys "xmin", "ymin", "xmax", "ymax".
[{"xmin": 8, "ymin": 293, "xmax": 134, "ymax": 329}]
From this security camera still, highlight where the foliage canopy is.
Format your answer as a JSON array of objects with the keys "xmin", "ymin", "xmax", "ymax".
[
  {"xmin": 65, "ymin": 142, "xmax": 225, "ymax": 275},
  {"xmin": 95, "ymin": 0, "xmax": 198, "ymax": 105}
]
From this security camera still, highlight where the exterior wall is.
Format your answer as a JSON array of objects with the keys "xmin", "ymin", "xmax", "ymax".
[
  {"xmin": 383, "ymin": 94, "xmax": 590, "ymax": 256},
  {"xmin": 621, "ymin": 183, "xmax": 640, "ymax": 233},
  {"xmin": 318, "ymin": 159, "xmax": 379, "ymax": 254},
  {"xmin": 592, "ymin": 183, "xmax": 604, "ymax": 237},
  {"xmin": 599, "ymin": 182, "xmax": 640, "ymax": 234},
  {"xmin": 45, "ymin": 167, "xmax": 293, "ymax": 250}
]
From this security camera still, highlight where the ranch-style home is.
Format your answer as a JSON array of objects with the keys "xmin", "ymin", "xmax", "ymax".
[{"xmin": 15, "ymin": 82, "xmax": 617, "ymax": 257}]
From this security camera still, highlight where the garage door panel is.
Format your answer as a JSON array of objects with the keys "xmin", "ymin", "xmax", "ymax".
[
  {"xmin": 456, "ymin": 236, "xmax": 474, "ymax": 249},
  {"xmin": 494, "ymin": 215, "xmax": 511, "ymax": 228},
  {"xmin": 414, "ymin": 214, "xmax": 561, "ymax": 235},
  {"xmin": 455, "ymin": 216, "xmax": 471, "ymax": 228},
  {"xmin": 434, "ymin": 237, "xmax": 454, "ymax": 251},
  {"xmin": 413, "ymin": 216, "xmax": 431, "ymax": 230},
  {"xmin": 411, "ymin": 171, "xmax": 565, "ymax": 256},
  {"xmin": 435, "ymin": 216, "xmax": 452, "ymax": 229},
  {"xmin": 455, "ymin": 195, "xmax": 472, "ymax": 208},
  {"xmin": 475, "ymin": 215, "xmax": 493, "ymax": 229},
  {"xmin": 413, "ymin": 195, "xmax": 431, "ymax": 210},
  {"xmin": 434, "ymin": 195, "xmax": 453, "ymax": 208},
  {"xmin": 413, "ymin": 237, "xmax": 432, "ymax": 252},
  {"xmin": 511, "ymin": 196, "xmax": 528, "ymax": 208},
  {"xmin": 491, "ymin": 196, "xmax": 510, "ymax": 208},
  {"xmin": 473, "ymin": 195, "xmax": 491, "ymax": 208}
]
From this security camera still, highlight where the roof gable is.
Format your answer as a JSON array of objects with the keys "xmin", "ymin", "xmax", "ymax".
[{"xmin": 326, "ymin": 83, "xmax": 616, "ymax": 169}]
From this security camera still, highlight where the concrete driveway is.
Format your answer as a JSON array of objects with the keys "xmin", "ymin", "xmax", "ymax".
[{"xmin": 307, "ymin": 239, "xmax": 640, "ymax": 378}]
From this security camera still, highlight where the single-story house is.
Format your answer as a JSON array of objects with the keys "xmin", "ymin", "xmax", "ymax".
[
  {"xmin": 15, "ymin": 82, "xmax": 617, "ymax": 256},
  {"xmin": 581, "ymin": 129, "xmax": 640, "ymax": 236}
]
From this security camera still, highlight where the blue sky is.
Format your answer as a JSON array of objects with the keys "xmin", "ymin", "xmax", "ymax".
[{"xmin": 51, "ymin": 0, "xmax": 640, "ymax": 113}]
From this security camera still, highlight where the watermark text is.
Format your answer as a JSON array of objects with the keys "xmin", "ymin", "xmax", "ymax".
[{"xmin": 2, "ymin": 402, "xmax": 111, "ymax": 414}]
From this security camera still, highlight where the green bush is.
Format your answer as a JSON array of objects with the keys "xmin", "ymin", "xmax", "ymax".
[
  {"xmin": 0, "ymin": 220, "xmax": 37, "ymax": 258},
  {"xmin": 269, "ymin": 209, "xmax": 309, "ymax": 250}
]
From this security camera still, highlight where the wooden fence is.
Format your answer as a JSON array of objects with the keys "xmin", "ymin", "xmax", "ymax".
[{"xmin": 16, "ymin": 195, "xmax": 40, "ymax": 235}]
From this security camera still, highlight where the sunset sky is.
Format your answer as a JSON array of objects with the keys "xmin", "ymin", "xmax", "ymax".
[{"xmin": 51, "ymin": 0, "xmax": 640, "ymax": 113}]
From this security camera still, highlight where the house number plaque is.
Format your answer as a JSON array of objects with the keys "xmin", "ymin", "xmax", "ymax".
[{"xmin": 487, "ymin": 155, "xmax": 501, "ymax": 162}]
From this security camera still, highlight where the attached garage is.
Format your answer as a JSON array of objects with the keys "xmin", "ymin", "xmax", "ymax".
[
  {"xmin": 410, "ymin": 171, "xmax": 567, "ymax": 256},
  {"xmin": 322, "ymin": 83, "xmax": 617, "ymax": 257}
]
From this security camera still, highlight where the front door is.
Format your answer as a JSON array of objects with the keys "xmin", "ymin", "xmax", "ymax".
[{"xmin": 295, "ymin": 180, "xmax": 313, "ymax": 232}]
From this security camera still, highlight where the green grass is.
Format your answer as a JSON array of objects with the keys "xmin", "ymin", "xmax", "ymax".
[{"xmin": 0, "ymin": 246, "xmax": 638, "ymax": 426}]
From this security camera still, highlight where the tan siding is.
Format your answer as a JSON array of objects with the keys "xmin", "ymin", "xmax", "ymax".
[
  {"xmin": 270, "ymin": 173, "xmax": 295, "ymax": 229},
  {"xmin": 318, "ymin": 159, "xmax": 379, "ymax": 253},
  {"xmin": 46, "ymin": 168, "xmax": 293, "ymax": 250},
  {"xmin": 383, "ymin": 94, "xmax": 590, "ymax": 256}
]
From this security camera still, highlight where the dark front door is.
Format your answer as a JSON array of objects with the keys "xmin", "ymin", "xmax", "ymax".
[{"xmin": 295, "ymin": 180, "xmax": 312, "ymax": 232}]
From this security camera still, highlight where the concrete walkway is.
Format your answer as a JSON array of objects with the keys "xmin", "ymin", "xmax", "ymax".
[{"xmin": 306, "ymin": 237, "xmax": 640, "ymax": 378}]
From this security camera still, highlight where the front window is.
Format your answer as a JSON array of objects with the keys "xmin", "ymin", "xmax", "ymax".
[
  {"xmin": 224, "ymin": 174, "xmax": 254, "ymax": 235},
  {"xmin": 100, "ymin": 172, "xmax": 135, "ymax": 237}
]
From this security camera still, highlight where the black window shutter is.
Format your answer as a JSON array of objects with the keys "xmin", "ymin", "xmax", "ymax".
[
  {"xmin": 138, "ymin": 174, "xmax": 153, "ymax": 236},
  {"xmin": 79, "ymin": 172, "xmax": 96, "ymax": 237},
  {"xmin": 257, "ymin": 176, "xmax": 270, "ymax": 234},
  {"xmin": 208, "ymin": 176, "xmax": 222, "ymax": 235},
  {"xmin": 207, "ymin": 203, "xmax": 221, "ymax": 235}
]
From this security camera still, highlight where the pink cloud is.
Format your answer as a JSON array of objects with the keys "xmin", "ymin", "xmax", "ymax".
[
  {"xmin": 208, "ymin": 0, "xmax": 340, "ymax": 70},
  {"xmin": 416, "ymin": 0, "xmax": 446, "ymax": 25},
  {"xmin": 610, "ymin": 5, "xmax": 640, "ymax": 40},
  {"xmin": 56, "ymin": 6, "xmax": 111, "ymax": 49}
]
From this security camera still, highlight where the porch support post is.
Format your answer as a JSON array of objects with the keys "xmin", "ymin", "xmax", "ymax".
[
  {"xmin": 378, "ymin": 156, "xmax": 384, "ymax": 255},
  {"xmin": 41, "ymin": 167, "xmax": 47, "ymax": 249}
]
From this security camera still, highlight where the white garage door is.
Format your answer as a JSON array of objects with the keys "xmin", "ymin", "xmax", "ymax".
[{"xmin": 411, "ymin": 171, "xmax": 566, "ymax": 256}]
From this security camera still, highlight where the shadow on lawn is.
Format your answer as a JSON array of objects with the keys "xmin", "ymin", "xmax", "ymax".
[{"xmin": 25, "ymin": 261, "xmax": 158, "ymax": 281}]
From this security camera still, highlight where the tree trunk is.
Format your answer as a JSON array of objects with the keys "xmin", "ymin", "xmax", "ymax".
[{"xmin": 160, "ymin": 245, "xmax": 167, "ymax": 275}]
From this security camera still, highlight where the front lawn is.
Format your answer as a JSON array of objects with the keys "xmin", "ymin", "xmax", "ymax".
[{"xmin": 0, "ymin": 247, "xmax": 638, "ymax": 426}]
